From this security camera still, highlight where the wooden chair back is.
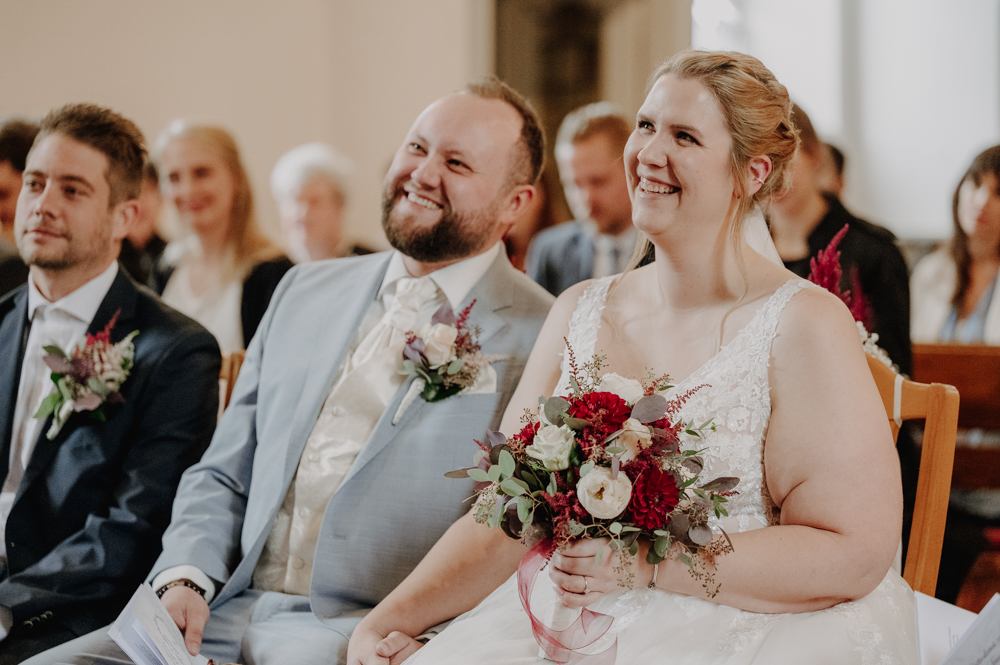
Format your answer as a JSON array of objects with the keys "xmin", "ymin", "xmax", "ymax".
[
  {"xmin": 912, "ymin": 343, "xmax": 1000, "ymax": 490},
  {"xmin": 219, "ymin": 351, "xmax": 247, "ymax": 412},
  {"xmin": 867, "ymin": 354, "xmax": 960, "ymax": 596}
]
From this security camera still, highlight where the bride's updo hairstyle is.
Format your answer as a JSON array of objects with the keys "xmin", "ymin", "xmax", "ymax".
[{"xmin": 627, "ymin": 50, "xmax": 798, "ymax": 270}]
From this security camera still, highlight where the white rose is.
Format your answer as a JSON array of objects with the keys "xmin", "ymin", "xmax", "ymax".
[
  {"xmin": 576, "ymin": 467, "xmax": 632, "ymax": 519},
  {"xmin": 526, "ymin": 424, "xmax": 576, "ymax": 471},
  {"xmin": 596, "ymin": 373, "xmax": 645, "ymax": 405},
  {"xmin": 418, "ymin": 322, "xmax": 458, "ymax": 368},
  {"xmin": 617, "ymin": 418, "xmax": 652, "ymax": 461}
]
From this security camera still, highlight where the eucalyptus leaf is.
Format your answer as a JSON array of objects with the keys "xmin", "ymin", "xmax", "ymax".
[
  {"xmin": 444, "ymin": 468, "xmax": 472, "ymax": 479},
  {"xmin": 447, "ymin": 358, "xmax": 463, "ymax": 375},
  {"xmin": 569, "ymin": 376, "xmax": 581, "ymax": 396},
  {"xmin": 467, "ymin": 468, "xmax": 490, "ymax": 482},
  {"xmin": 500, "ymin": 478, "xmax": 526, "ymax": 496},
  {"xmin": 654, "ymin": 535, "xmax": 670, "ymax": 558},
  {"xmin": 489, "ymin": 444, "xmax": 511, "ymax": 466},
  {"xmin": 682, "ymin": 457, "xmax": 704, "ymax": 475},
  {"xmin": 88, "ymin": 377, "xmax": 109, "ymax": 398},
  {"xmin": 631, "ymin": 394, "xmax": 668, "ymax": 423},
  {"xmin": 42, "ymin": 344, "xmax": 68, "ymax": 360},
  {"xmin": 700, "ymin": 476, "xmax": 739, "ymax": 493},
  {"xmin": 33, "ymin": 393, "xmax": 61, "ymax": 419},
  {"xmin": 609, "ymin": 521, "xmax": 623, "ymax": 535},
  {"xmin": 517, "ymin": 495, "xmax": 532, "ymax": 523},
  {"xmin": 520, "ymin": 468, "xmax": 540, "ymax": 488},
  {"xmin": 487, "ymin": 465, "xmax": 502, "ymax": 483},
  {"xmin": 543, "ymin": 396, "xmax": 571, "ymax": 427},
  {"xmin": 547, "ymin": 472, "xmax": 558, "ymax": 495},
  {"xmin": 579, "ymin": 461, "xmax": 594, "ymax": 477},
  {"xmin": 608, "ymin": 539, "xmax": 622, "ymax": 550},
  {"xmin": 563, "ymin": 416, "xmax": 589, "ymax": 430},
  {"xmin": 605, "ymin": 446, "xmax": 625, "ymax": 455},
  {"xmin": 688, "ymin": 524, "xmax": 713, "ymax": 546},
  {"xmin": 668, "ymin": 513, "xmax": 689, "ymax": 541},
  {"xmin": 629, "ymin": 540, "xmax": 639, "ymax": 556},
  {"xmin": 678, "ymin": 552, "xmax": 693, "ymax": 569},
  {"xmin": 499, "ymin": 450, "xmax": 516, "ymax": 477}
]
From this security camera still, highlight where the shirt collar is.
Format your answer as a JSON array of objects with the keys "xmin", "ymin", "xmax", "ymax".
[
  {"xmin": 378, "ymin": 242, "xmax": 502, "ymax": 310},
  {"xmin": 27, "ymin": 261, "xmax": 119, "ymax": 324}
]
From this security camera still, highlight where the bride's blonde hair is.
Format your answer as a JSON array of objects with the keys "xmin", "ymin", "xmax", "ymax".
[{"xmin": 625, "ymin": 50, "xmax": 800, "ymax": 271}]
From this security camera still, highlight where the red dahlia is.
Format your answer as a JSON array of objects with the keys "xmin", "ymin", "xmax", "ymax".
[
  {"xmin": 626, "ymin": 466, "xmax": 679, "ymax": 530},
  {"xmin": 568, "ymin": 392, "xmax": 631, "ymax": 453}
]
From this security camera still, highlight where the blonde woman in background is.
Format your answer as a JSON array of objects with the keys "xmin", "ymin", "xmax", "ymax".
[{"xmin": 152, "ymin": 122, "xmax": 293, "ymax": 352}]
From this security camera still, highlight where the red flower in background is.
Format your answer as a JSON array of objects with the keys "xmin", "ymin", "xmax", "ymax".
[
  {"xmin": 626, "ymin": 464, "xmax": 679, "ymax": 530},
  {"xmin": 807, "ymin": 223, "xmax": 872, "ymax": 329}
]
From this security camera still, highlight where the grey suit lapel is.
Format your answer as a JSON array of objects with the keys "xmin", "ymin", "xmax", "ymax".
[
  {"xmin": 280, "ymin": 254, "xmax": 392, "ymax": 488},
  {"xmin": 340, "ymin": 250, "xmax": 513, "ymax": 485}
]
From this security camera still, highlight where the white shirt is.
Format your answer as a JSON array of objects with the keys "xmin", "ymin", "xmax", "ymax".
[
  {"xmin": 589, "ymin": 223, "xmax": 638, "ymax": 279},
  {"xmin": 153, "ymin": 244, "xmax": 502, "ymax": 600},
  {"xmin": 1, "ymin": 262, "xmax": 119, "ymax": 562}
]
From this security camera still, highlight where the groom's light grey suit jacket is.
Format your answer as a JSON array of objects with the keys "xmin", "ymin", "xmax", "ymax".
[{"xmin": 150, "ymin": 250, "xmax": 553, "ymax": 622}]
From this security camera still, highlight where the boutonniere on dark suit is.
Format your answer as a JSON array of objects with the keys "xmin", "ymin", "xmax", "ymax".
[{"xmin": 33, "ymin": 309, "xmax": 139, "ymax": 440}]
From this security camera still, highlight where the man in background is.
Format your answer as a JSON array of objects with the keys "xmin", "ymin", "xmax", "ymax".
[
  {"xmin": 0, "ymin": 120, "xmax": 38, "ymax": 296},
  {"xmin": 525, "ymin": 103, "xmax": 635, "ymax": 296},
  {"xmin": 270, "ymin": 142, "xmax": 371, "ymax": 263},
  {"xmin": 118, "ymin": 161, "xmax": 166, "ymax": 285},
  {"xmin": 0, "ymin": 104, "xmax": 219, "ymax": 662}
]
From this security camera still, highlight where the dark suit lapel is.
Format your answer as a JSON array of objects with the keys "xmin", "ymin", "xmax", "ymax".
[
  {"xmin": 342, "ymin": 249, "xmax": 514, "ymax": 483},
  {"xmin": 0, "ymin": 288, "xmax": 29, "ymax": 484},
  {"xmin": 17, "ymin": 270, "xmax": 138, "ymax": 497}
]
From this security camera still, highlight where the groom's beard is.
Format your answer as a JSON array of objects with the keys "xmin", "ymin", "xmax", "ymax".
[{"xmin": 381, "ymin": 181, "xmax": 498, "ymax": 264}]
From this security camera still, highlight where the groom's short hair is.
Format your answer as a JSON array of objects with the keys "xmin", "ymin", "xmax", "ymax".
[{"xmin": 464, "ymin": 77, "xmax": 545, "ymax": 188}]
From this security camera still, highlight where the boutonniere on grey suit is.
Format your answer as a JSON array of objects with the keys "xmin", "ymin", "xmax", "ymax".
[
  {"xmin": 33, "ymin": 309, "xmax": 139, "ymax": 440},
  {"xmin": 393, "ymin": 300, "xmax": 503, "ymax": 424}
]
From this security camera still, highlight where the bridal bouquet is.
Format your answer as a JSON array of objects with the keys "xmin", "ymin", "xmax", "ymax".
[
  {"xmin": 400, "ymin": 300, "xmax": 491, "ymax": 402},
  {"xmin": 453, "ymin": 350, "xmax": 738, "ymax": 592},
  {"xmin": 34, "ymin": 310, "xmax": 138, "ymax": 440}
]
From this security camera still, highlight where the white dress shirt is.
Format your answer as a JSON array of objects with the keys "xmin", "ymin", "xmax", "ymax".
[
  {"xmin": 153, "ymin": 244, "xmax": 502, "ymax": 600},
  {"xmin": 589, "ymin": 224, "xmax": 638, "ymax": 279}
]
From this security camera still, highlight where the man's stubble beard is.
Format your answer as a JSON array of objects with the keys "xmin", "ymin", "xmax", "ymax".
[
  {"xmin": 381, "ymin": 182, "xmax": 499, "ymax": 264},
  {"xmin": 17, "ymin": 216, "xmax": 113, "ymax": 272}
]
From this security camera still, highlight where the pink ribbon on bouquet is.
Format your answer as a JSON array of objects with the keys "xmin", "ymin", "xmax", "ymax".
[{"xmin": 517, "ymin": 538, "xmax": 618, "ymax": 664}]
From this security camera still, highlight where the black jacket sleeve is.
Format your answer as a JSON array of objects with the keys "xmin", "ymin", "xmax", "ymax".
[{"xmin": 240, "ymin": 256, "xmax": 294, "ymax": 348}]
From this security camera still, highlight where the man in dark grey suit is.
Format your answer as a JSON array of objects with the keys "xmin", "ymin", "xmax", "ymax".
[
  {"xmin": 31, "ymin": 79, "xmax": 554, "ymax": 665},
  {"xmin": 0, "ymin": 105, "xmax": 220, "ymax": 663},
  {"xmin": 525, "ymin": 103, "xmax": 637, "ymax": 296}
]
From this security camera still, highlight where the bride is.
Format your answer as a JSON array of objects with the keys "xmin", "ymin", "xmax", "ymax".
[{"xmin": 348, "ymin": 50, "xmax": 917, "ymax": 664}]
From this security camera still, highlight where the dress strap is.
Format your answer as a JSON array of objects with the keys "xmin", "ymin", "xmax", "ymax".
[{"xmin": 554, "ymin": 276, "xmax": 616, "ymax": 396}]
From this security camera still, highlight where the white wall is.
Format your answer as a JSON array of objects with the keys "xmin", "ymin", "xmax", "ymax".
[
  {"xmin": 0, "ymin": 0, "xmax": 493, "ymax": 251},
  {"xmin": 693, "ymin": 0, "xmax": 1000, "ymax": 240}
]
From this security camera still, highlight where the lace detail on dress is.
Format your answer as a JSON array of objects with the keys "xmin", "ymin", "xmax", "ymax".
[{"xmin": 555, "ymin": 276, "xmax": 616, "ymax": 396}]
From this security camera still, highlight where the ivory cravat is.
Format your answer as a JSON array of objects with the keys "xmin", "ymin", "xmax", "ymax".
[{"xmin": 252, "ymin": 276, "xmax": 440, "ymax": 595}]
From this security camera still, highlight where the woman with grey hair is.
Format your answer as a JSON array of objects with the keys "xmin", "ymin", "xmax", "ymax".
[{"xmin": 271, "ymin": 142, "xmax": 370, "ymax": 263}]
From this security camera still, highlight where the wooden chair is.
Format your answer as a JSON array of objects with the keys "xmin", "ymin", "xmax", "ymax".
[
  {"xmin": 219, "ymin": 351, "xmax": 247, "ymax": 412},
  {"xmin": 867, "ymin": 354, "xmax": 960, "ymax": 596},
  {"xmin": 912, "ymin": 343, "xmax": 1000, "ymax": 610}
]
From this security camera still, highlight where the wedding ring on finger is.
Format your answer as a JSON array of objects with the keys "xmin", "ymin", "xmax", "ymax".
[{"xmin": 583, "ymin": 576, "xmax": 589, "ymax": 594}]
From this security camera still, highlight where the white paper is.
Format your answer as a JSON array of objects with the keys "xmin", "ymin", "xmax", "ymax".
[
  {"xmin": 109, "ymin": 584, "xmax": 211, "ymax": 665},
  {"xmin": 915, "ymin": 591, "xmax": 978, "ymax": 665},
  {"xmin": 940, "ymin": 593, "xmax": 1000, "ymax": 665}
]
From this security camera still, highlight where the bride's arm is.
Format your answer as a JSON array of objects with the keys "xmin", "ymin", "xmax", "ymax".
[
  {"xmin": 347, "ymin": 282, "xmax": 590, "ymax": 665},
  {"xmin": 557, "ymin": 286, "xmax": 902, "ymax": 614}
]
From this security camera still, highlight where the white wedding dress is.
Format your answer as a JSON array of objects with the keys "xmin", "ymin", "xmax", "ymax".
[{"xmin": 406, "ymin": 276, "xmax": 917, "ymax": 664}]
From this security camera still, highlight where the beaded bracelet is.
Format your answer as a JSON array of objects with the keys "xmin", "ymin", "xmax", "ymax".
[{"xmin": 156, "ymin": 578, "xmax": 207, "ymax": 599}]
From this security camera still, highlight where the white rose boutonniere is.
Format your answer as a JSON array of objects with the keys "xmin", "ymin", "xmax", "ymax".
[{"xmin": 525, "ymin": 424, "xmax": 575, "ymax": 471}]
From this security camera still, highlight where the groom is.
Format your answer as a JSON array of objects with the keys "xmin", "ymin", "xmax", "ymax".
[{"xmin": 29, "ymin": 79, "xmax": 554, "ymax": 665}]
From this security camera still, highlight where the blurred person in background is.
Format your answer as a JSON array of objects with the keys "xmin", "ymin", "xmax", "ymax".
[
  {"xmin": 0, "ymin": 120, "xmax": 38, "ymax": 296},
  {"xmin": 910, "ymin": 145, "xmax": 1000, "ymax": 602},
  {"xmin": 118, "ymin": 161, "xmax": 166, "ymax": 285},
  {"xmin": 270, "ymin": 142, "xmax": 372, "ymax": 263},
  {"xmin": 152, "ymin": 122, "xmax": 293, "ymax": 352},
  {"xmin": 819, "ymin": 142, "xmax": 845, "ymax": 197},
  {"xmin": 525, "ymin": 103, "xmax": 635, "ymax": 296},
  {"xmin": 503, "ymin": 171, "xmax": 561, "ymax": 271},
  {"xmin": 769, "ymin": 104, "xmax": 912, "ymax": 376}
]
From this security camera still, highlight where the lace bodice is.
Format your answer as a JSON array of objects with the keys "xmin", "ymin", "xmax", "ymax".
[{"xmin": 555, "ymin": 276, "xmax": 815, "ymax": 533}]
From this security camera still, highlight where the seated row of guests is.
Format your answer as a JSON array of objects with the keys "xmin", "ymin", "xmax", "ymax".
[{"xmin": 1, "ymin": 80, "xmax": 554, "ymax": 665}]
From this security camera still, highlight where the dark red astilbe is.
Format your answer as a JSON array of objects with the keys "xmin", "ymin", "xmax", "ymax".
[
  {"xmin": 455, "ymin": 299, "xmax": 476, "ymax": 330},
  {"xmin": 807, "ymin": 224, "xmax": 872, "ymax": 329},
  {"xmin": 624, "ymin": 460, "xmax": 679, "ymax": 530},
  {"xmin": 541, "ymin": 490, "xmax": 590, "ymax": 546},
  {"xmin": 85, "ymin": 310, "xmax": 120, "ymax": 346},
  {"xmin": 567, "ymin": 392, "xmax": 631, "ymax": 455}
]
